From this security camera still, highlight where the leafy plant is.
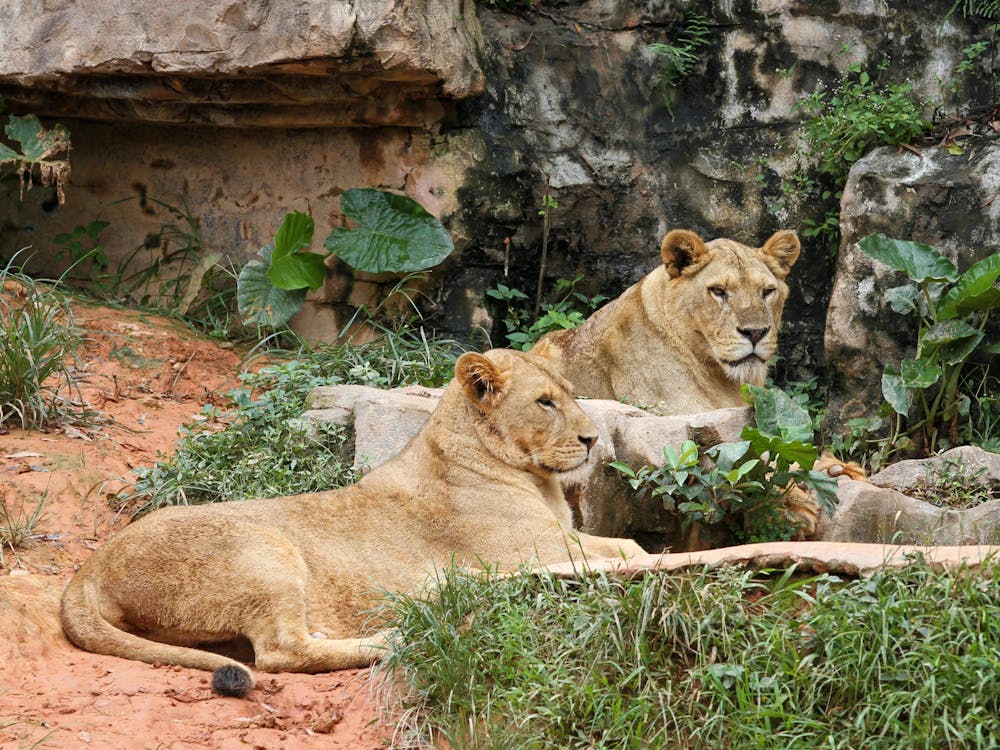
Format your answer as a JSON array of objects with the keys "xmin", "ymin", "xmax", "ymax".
[
  {"xmin": 54, "ymin": 219, "xmax": 111, "ymax": 281},
  {"xmin": 0, "ymin": 490, "xmax": 47, "ymax": 564},
  {"xmin": 857, "ymin": 233, "xmax": 1000, "ymax": 454},
  {"xmin": 0, "ymin": 262, "xmax": 82, "ymax": 430},
  {"xmin": 907, "ymin": 458, "xmax": 996, "ymax": 509},
  {"xmin": 238, "ymin": 190, "xmax": 454, "ymax": 329},
  {"xmin": 611, "ymin": 385, "xmax": 838, "ymax": 543},
  {"xmin": 0, "ymin": 114, "xmax": 71, "ymax": 204},
  {"xmin": 488, "ymin": 274, "xmax": 606, "ymax": 351},
  {"xmin": 794, "ymin": 59, "xmax": 931, "ymax": 185},
  {"xmin": 648, "ymin": 11, "xmax": 711, "ymax": 120},
  {"xmin": 121, "ymin": 327, "xmax": 461, "ymax": 514},
  {"xmin": 379, "ymin": 557, "xmax": 1000, "ymax": 750}
]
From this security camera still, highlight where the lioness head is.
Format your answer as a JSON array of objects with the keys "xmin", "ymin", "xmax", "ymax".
[
  {"xmin": 660, "ymin": 229, "xmax": 801, "ymax": 386},
  {"xmin": 454, "ymin": 349, "xmax": 598, "ymax": 475}
]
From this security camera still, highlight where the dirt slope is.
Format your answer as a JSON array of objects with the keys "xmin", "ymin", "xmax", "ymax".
[{"xmin": 0, "ymin": 296, "xmax": 391, "ymax": 749}]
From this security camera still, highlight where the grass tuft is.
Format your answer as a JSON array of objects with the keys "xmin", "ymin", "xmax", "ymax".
[{"xmin": 0, "ymin": 264, "xmax": 82, "ymax": 431}]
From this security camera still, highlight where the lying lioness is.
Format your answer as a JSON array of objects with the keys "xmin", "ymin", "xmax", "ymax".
[
  {"xmin": 531, "ymin": 228, "xmax": 801, "ymax": 414},
  {"xmin": 60, "ymin": 349, "xmax": 644, "ymax": 698}
]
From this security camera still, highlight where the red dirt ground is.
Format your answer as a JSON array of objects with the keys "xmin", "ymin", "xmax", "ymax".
[{"xmin": 0, "ymin": 294, "xmax": 393, "ymax": 749}]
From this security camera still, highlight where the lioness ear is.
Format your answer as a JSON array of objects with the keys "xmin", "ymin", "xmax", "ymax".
[
  {"xmin": 761, "ymin": 230, "xmax": 801, "ymax": 279},
  {"xmin": 660, "ymin": 229, "xmax": 709, "ymax": 278},
  {"xmin": 455, "ymin": 352, "xmax": 510, "ymax": 408},
  {"xmin": 530, "ymin": 336, "xmax": 557, "ymax": 361}
]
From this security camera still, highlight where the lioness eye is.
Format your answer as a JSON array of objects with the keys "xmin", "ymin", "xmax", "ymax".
[
  {"xmin": 537, "ymin": 397, "xmax": 556, "ymax": 410},
  {"xmin": 709, "ymin": 286, "xmax": 727, "ymax": 301},
  {"xmin": 762, "ymin": 287, "xmax": 776, "ymax": 299}
]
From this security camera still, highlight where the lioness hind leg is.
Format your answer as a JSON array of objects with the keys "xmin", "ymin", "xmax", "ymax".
[{"xmin": 251, "ymin": 629, "xmax": 387, "ymax": 673}]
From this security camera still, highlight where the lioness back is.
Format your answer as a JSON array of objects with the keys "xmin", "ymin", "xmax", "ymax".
[
  {"xmin": 532, "ymin": 229, "xmax": 800, "ymax": 414},
  {"xmin": 60, "ymin": 348, "xmax": 644, "ymax": 698}
]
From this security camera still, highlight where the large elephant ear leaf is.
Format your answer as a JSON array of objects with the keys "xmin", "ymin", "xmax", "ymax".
[
  {"xmin": 857, "ymin": 234, "xmax": 957, "ymax": 283},
  {"xmin": 237, "ymin": 245, "xmax": 308, "ymax": 327},
  {"xmin": 936, "ymin": 252, "xmax": 1000, "ymax": 320},
  {"xmin": 324, "ymin": 189, "xmax": 454, "ymax": 273}
]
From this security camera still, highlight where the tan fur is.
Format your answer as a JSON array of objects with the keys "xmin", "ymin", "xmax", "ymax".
[
  {"xmin": 531, "ymin": 229, "xmax": 801, "ymax": 414},
  {"xmin": 60, "ymin": 350, "xmax": 644, "ymax": 695}
]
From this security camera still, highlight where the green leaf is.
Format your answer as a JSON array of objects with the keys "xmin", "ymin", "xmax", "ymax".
[
  {"xmin": 802, "ymin": 470, "xmax": 840, "ymax": 516},
  {"xmin": 937, "ymin": 253, "xmax": 1000, "ymax": 320},
  {"xmin": 857, "ymin": 234, "xmax": 958, "ymax": 283},
  {"xmin": 707, "ymin": 440, "xmax": 752, "ymax": 473},
  {"xmin": 237, "ymin": 246, "xmax": 308, "ymax": 327},
  {"xmin": 743, "ymin": 384, "xmax": 814, "ymax": 444},
  {"xmin": 885, "ymin": 284, "xmax": 920, "ymax": 315},
  {"xmin": 265, "ymin": 211, "xmax": 325, "ymax": 291},
  {"xmin": 918, "ymin": 319, "xmax": 983, "ymax": 366},
  {"xmin": 324, "ymin": 189, "xmax": 454, "ymax": 273},
  {"xmin": 0, "ymin": 142, "xmax": 19, "ymax": 162},
  {"xmin": 4, "ymin": 114, "xmax": 71, "ymax": 161},
  {"xmin": 742, "ymin": 427, "xmax": 818, "ymax": 471},
  {"xmin": 900, "ymin": 356, "xmax": 942, "ymax": 389},
  {"xmin": 882, "ymin": 366, "xmax": 910, "ymax": 415}
]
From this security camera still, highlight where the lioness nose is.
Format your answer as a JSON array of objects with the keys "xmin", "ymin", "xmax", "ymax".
[
  {"xmin": 739, "ymin": 326, "xmax": 769, "ymax": 345},
  {"xmin": 579, "ymin": 434, "xmax": 597, "ymax": 452}
]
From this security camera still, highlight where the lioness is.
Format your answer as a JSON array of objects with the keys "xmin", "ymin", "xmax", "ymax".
[
  {"xmin": 60, "ymin": 349, "xmax": 644, "ymax": 698},
  {"xmin": 531, "ymin": 228, "xmax": 801, "ymax": 414}
]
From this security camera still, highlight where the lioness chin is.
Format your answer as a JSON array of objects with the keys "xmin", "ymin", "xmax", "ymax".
[
  {"xmin": 60, "ymin": 349, "xmax": 644, "ymax": 698},
  {"xmin": 531, "ymin": 228, "xmax": 801, "ymax": 415}
]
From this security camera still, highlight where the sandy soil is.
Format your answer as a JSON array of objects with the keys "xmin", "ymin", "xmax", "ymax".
[{"xmin": 0, "ymin": 294, "xmax": 393, "ymax": 749}]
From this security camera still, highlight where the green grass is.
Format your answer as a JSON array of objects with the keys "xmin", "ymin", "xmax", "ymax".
[
  {"xmin": 0, "ymin": 491, "xmax": 46, "ymax": 565},
  {"xmin": 120, "ymin": 327, "xmax": 462, "ymax": 514},
  {"xmin": 377, "ymin": 558, "xmax": 1000, "ymax": 749},
  {"xmin": 0, "ymin": 265, "xmax": 82, "ymax": 430}
]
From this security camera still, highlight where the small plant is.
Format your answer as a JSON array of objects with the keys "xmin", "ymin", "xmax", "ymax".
[
  {"xmin": 237, "ymin": 190, "xmax": 455, "ymax": 330},
  {"xmin": 0, "ymin": 263, "xmax": 82, "ymax": 430},
  {"xmin": 648, "ymin": 11, "xmax": 711, "ymax": 120},
  {"xmin": 856, "ymin": 233, "xmax": 1000, "ymax": 455},
  {"xmin": 488, "ymin": 274, "xmax": 606, "ymax": 351},
  {"xmin": 0, "ymin": 113, "xmax": 71, "ymax": 204},
  {"xmin": 794, "ymin": 59, "xmax": 931, "ymax": 186},
  {"xmin": 611, "ymin": 385, "xmax": 838, "ymax": 543},
  {"xmin": 0, "ymin": 491, "xmax": 47, "ymax": 564},
  {"xmin": 908, "ymin": 458, "xmax": 996, "ymax": 509}
]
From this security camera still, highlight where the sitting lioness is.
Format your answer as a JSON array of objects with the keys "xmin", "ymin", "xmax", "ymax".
[
  {"xmin": 531, "ymin": 228, "xmax": 801, "ymax": 414},
  {"xmin": 60, "ymin": 349, "xmax": 644, "ymax": 698}
]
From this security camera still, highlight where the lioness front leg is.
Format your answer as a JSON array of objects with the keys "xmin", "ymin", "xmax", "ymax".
[{"xmin": 572, "ymin": 532, "xmax": 645, "ymax": 560}]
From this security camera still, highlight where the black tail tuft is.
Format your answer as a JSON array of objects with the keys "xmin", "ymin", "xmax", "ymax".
[{"xmin": 211, "ymin": 665, "xmax": 254, "ymax": 698}]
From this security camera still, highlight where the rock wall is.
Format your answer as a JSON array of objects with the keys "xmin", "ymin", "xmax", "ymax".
[
  {"xmin": 0, "ymin": 1, "xmax": 991, "ymax": 370},
  {"xmin": 826, "ymin": 141, "xmax": 1000, "ymax": 430}
]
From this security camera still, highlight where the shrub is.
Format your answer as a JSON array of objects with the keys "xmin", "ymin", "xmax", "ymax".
[{"xmin": 0, "ymin": 264, "xmax": 81, "ymax": 430}]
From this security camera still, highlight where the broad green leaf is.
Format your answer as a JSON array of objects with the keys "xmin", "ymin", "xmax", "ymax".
[
  {"xmin": 743, "ymin": 384, "xmax": 814, "ymax": 444},
  {"xmin": 885, "ymin": 284, "xmax": 920, "ymax": 315},
  {"xmin": 266, "ymin": 211, "xmax": 326, "ymax": 291},
  {"xmin": 900, "ymin": 356, "xmax": 942, "ymax": 389},
  {"xmin": 857, "ymin": 234, "xmax": 958, "ymax": 283},
  {"xmin": 937, "ymin": 253, "xmax": 1000, "ymax": 320},
  {"xmin": 324, "ymin": 189, "xmax": 454, "ymax": 273},
  {"xmin": 803, "ymin": 470, "xmax": 840, "ymax": 516},
  {"xmin": 741, "ymin": 427, "xmax": 818, "ymax": 472},
  {"xmin": 707, "ymin": 440, "xmax": 751, "ymax": 473},
  {"xmin": 918, "ymin": 319, "xmax": 983, "ymax": 366},
  {"xmin": 881, "ymin": 366, "xmax": 910, "ymax": 416},
  {"xmin": 0, "ymin": 142, "xmax": 19, "ymax": 162},
  {"xmin": 268, "ymin": 249, "xmax": 327, "ymax": 291},
  {"xmin": 237, "ymin": 246, "xmax": 308, "ymax": 327},
  {"xmin": 4, "ymin": 114, "xmax": 71, "ymax": 161},
  {"xmin": 272, "ymin": 211, "xmax": 314, "ymax": 260}
]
